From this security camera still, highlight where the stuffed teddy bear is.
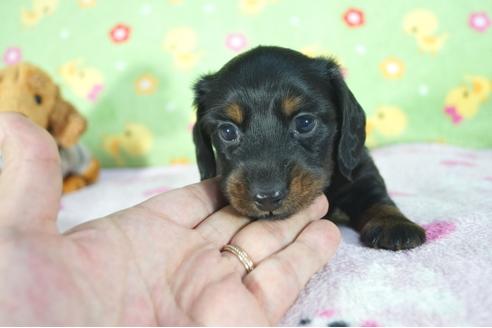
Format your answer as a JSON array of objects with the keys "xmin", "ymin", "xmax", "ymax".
[{"xmin": 0, "ymin": 62, "xmax": 99, "ymax": 193}]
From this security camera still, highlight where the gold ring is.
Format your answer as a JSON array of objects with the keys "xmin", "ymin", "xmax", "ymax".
[{"xmin": 221, "ymin": 244, "xmax": 255, "ymax": 273}]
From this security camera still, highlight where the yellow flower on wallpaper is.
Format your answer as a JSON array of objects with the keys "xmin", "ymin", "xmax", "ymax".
[
  {"xmin": 403, "ymin": 9, "xmax": 447, "ymax": 54},
  {"xmin": 135, "ymin": 74, "xmax": 158, "ymax": 95},
  {"xmin": 239, "ymin": 0, "xmax": 268, "ymax": 15},
  {"xmin": 59, "ymin": 59, "xmax": 104, "ymax": 102},
  {"xmin": 380, "ymin": 57, "xmax": 405, "ymax": 79},
  {"xmin": 21, "ymin": 0, "xmax": 59, "ymax": 27},
  {"xmin": 77, "ymin": 0, "xmax": 96, "ymax": 9}
]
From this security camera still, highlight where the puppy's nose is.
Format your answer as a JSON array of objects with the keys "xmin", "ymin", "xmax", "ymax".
[{"xmin": 253, "ymin": 189, "xmax": 287, "ymax": 212}]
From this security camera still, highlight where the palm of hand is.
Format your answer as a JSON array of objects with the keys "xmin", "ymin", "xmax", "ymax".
[{"xmin": 0, "ymin": 113, "xmax": 339, "ymax": 326}]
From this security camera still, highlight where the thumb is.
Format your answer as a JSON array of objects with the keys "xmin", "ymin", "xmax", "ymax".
[{"xmin": 0, "ymin": 112, "xmax": 62, "ymax": 233}]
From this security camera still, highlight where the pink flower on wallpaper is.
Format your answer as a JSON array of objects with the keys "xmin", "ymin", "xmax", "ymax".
[
  {"xmin": 225, "ymin": 33, "xmax": 248, "ymax": 52},
  {"xmin": 469, "ymin": 12, "xmax": 491, "ymax": 32},
  {"xmin": 343, "ymin": 8, "xmax": 365, "ymax": 28},
  {"xmin": 3, "ymin": 47, "xmax": 22, "ymax": 66},
  {"xmin": 110, "ymin": 23, "xmax": 131, "ymax": 43}
]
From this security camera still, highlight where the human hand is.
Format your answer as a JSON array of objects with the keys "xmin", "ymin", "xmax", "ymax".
[{"xmin": 0, "ymin": 113, "xmax": 340, "ymax": 325}]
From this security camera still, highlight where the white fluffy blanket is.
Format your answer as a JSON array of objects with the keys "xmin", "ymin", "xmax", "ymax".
[{"xmin": 58, "ymin": 144, "xmax": 492, "ymax": 326}]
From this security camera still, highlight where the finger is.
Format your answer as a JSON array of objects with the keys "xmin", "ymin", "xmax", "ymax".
[
  {"xmin": 221, "ymin": 195, "xmax": 329, "ymax": 276},
  {"xmin": 244, "ymin": 220, "xmax": 340, "ymax": 324},
  {"xmin": 194, "ymin": 205, "xmax": 250, "ymax": 248},
  {"xmin": 136, "ymin": 177, "xmax": 227, "ymax": 228},
  {"xmin": 0, "ymin": 112, "xmax": 62, "ymax": 231}
]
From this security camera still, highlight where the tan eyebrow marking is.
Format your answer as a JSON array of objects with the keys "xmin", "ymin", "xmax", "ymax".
[
  {"xmin": 225, "ymin": 103, "xmax": 244, "ymax": 124},
  {"xmin": 282, "ymin": 96, "xmax": 303, "ymax": 116}
]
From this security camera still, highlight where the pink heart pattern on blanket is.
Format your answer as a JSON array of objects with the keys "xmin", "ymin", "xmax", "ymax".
[{"xmin": 422, "ymin": 220, "xmax": 456, "ymax": 242}]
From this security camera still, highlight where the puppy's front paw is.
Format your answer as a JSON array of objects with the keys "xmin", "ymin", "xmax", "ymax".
[{"xmin": 360, "ymin": 217, "xmax": 426, "ymax": 251}]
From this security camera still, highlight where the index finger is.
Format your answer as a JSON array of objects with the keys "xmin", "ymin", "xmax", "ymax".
[{"xmin": 136, "ymin": 177, "xmax": 227, "ymax": 228}]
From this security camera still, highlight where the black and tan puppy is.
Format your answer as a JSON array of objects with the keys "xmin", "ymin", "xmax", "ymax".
[{"xmin": 192, "ymin": 46, "xmax": 425, "ymax": 250}]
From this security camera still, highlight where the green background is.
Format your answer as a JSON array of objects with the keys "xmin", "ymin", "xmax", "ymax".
[{"xmin": 1, "ymin": 0, "xmax": 491, "ymax": 167}]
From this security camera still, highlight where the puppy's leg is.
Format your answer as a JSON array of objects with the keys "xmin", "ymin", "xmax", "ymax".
[{"xmin": 327, "ymin": 151, "xmax": 426, "ymax": 250}]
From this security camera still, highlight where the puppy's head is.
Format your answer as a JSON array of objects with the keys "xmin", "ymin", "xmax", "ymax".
[{"xmin": 193, "ymin": 46, "xmax": 365, "ymax": 219}]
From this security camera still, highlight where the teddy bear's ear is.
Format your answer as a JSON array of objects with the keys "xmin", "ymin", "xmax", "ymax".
[{"xmin": 48, "ymin": 96, "xmax": 87, "ymax": 148}]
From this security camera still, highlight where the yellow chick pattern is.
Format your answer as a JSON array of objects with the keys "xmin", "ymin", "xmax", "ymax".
[
  {"xmin": 163, "ymin": 27, "xmax": 202, "ymax": 71},
  {"xmin": 403, "ymin": 9, "xmax": 448, "ymax": 54},
  {"xmin": 59, "ymin": 60, "xmax": 104, "ymax": 102},
  {"xmin": 21, "ymin": 0, "xmax": 59, "ymax": 27},
  {"xmin": 366, "ymin": 106, "xmax": 408, "ymax": 147},
  {"xmin": 444, "ymin": 76, "xmax": 491, "ymax": 124},
  {"xmin": 103, "ymin": 123, "xmax": 154, "ymax": 166},
  {"xmin": 3, "ymin": 2, "xmax": 491, "ymax": 166}
]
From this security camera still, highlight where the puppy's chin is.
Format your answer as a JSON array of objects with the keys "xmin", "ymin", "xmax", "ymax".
[
  {"xmin": 247, "ymin": 209, "xmax": 293, "ymax": 221},
  {"xmin": 228, "ymin": 201, "xmax": 305, "ymax": 221}
]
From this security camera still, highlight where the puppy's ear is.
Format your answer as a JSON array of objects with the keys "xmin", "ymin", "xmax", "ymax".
[
  {"xmin": 315, "ymin": 58, "xmax": 366, "ymax": 180},
  {"xmin": 193, "ymin": 74, "xmax": 216, "ymax": 180}
]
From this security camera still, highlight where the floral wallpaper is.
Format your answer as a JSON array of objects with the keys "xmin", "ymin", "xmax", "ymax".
[{"xmin": 0, "ymin": 0, "xmax": 491, "ymax": 167}]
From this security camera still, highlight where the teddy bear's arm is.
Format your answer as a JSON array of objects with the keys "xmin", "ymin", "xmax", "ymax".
[{"xmin": 48, "ymin": 98, "xmax": 87, "ymax": 148}]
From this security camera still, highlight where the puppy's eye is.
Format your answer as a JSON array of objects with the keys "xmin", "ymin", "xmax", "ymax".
[
  {"xmin": 218, "ymin": 123, "xmax": 239, "ymax": 142},
  {"xmin": 294, "ymin": 114, "xmax": 317, "ymax": 134}
]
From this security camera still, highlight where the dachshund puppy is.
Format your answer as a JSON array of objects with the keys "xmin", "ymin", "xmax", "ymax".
[{"xmin": 192, "ymin": 46, "xmax": 425, "ymax": 250}]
